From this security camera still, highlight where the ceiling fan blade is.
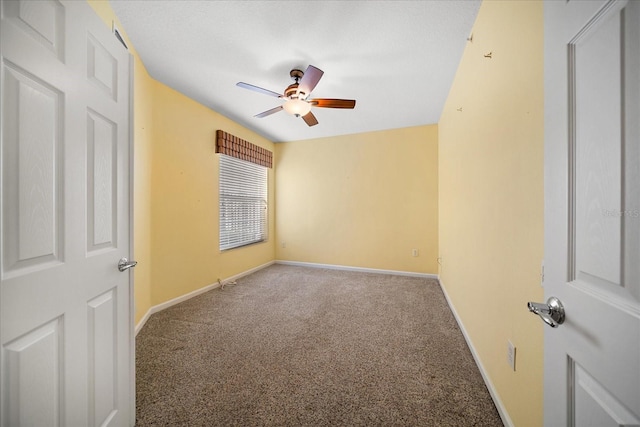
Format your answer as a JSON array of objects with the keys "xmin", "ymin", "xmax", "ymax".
[
  {"xmin": 301, "ymin": 111, "xmax": 318, "ymax": 127},
  {"xmin": 309, "ymin": 98, "xmax": 356, "ymax": 109},
  {"xmin": 237, "ymin": 82, "xmax": 282, "ymax": 98},
  {"xmin": 298, "ymin": 65, "xmax": 324, "ymax": 97},
  {"xmin": 254, "ymin": 105, "xmax": 283, "ymax": 118}
]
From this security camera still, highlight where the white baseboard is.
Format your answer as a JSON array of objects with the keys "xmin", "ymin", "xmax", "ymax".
[
  {"xmin": 275, "ymin": 260, "xmax": 438, "ymax": 279},
  {"xmin": 438, "ymin": 280, "xmax": 514, "ymax": 427},
  {"xmin": 135, "ymin": 308, "xmax": 153, "ymax": 336},
  {"xmin": 134, "ymin": 261, "xmax": 275, "ymax": 335}
]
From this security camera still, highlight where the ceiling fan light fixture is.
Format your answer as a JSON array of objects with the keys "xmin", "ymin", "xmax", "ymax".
[
  {"xmin": 237, "ymin": 65, "xmax": 355, "ymax": 127},
  {"xmin": 283, "ymin": 98, "xmax": 312, "ymax": 117}
]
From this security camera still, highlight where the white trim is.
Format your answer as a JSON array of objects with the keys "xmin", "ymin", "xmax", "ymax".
[
  {"xmin": 127, "ymin": 50, "xmax": 136, "ymax": 427},
  {"xmin": 275, "ymin": 260, "xmax": 438, "ymax": 279},
  {"xmin": 134, "ymin": 307, "xmax": 153, "ymax": 336},
  {"xmin": 438, "ymin": 279, "xmax": 514, "ymax": 427},
  {"xmin": 135, "ymin": 261, "xmax": 274, "ymax": 335}
]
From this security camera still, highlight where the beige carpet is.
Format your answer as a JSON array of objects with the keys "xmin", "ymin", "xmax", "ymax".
[{"xmin": 135, "ymin": 264, "xmax": 503, "ymax": 426}]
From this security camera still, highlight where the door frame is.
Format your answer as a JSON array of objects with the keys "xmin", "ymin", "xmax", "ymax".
[{"xmin": 127, "ymin": 54, "xmax": 136, "ymax": 427}]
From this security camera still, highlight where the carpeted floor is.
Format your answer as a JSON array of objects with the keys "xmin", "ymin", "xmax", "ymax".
[{"xmin": 135, "ymin": 264, "xmax": 503, "ymax": 426}]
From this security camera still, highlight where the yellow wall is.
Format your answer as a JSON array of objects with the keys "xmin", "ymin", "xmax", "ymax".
[
  {"xmin": 87, "ymin": 0, "xmax": 154, "ymax": 325},
  {"xmin": 276, "ymin": 126, "xmax": 438, "ymax": 274},
  {"xmin": 150, "ymin": 81, "xmax": 275, "ymax": 305},
  {"xmin": 438, "ymin": 1, "xmax": 544, "ymax": 426}
]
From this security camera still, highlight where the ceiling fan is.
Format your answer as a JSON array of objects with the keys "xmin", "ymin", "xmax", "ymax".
[{"xmin": 236, "ymin": 65, "xmax": 356, "ymax": 127}]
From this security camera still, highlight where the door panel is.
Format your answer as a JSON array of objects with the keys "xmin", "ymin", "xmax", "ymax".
[
  {"xmin": 88, "ymin": 289, "xmax": 117, "ymax": 427},
  {"xmin": 0, "ymin": 1, "xmax": 133, "ymax": 426},
  {"xmin": 87, "ymin": 33, "xmax": 118, "ymax": 101},
  {"xmin": 2, "ymin": 0, "xmax": 64, "ymax": 60},
  {"xmin": 2, "ymin": 62, "xmax": 63, "ymax": 276},
  {"xmin": 4, "ymin": 318, "xmax": 62, "ymax": 427},
  {"xmin": 544, "ymin": 0, "xmax": 640, "ymax": 425},
  {"xmin": 571, "ymin": 0, "xmax": 638, "ymax": 302},
  {"xmin": 572, "ymin": 360, "xmax": 640, "ymax": 426},
  {"xmin": 573, "ymin": 8, "xmax": 622, "ymax": 287},
  {"xmin": 87, "ymin": 109, "xmax": 117, "ymax": 252}
]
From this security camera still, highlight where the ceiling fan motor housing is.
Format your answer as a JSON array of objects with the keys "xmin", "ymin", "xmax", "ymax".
[
  {"xmin": 285, "ymin": 83, "xmax": 305, "ymax": 100},
  {"xmin": 287, "ymin": 69, "xmax": 307, "ymax": 99}
]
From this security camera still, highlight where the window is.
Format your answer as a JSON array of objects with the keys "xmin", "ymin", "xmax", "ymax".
[{"xmin": 219, "ymin": 154, "xmax": 267, "ymax": 250}]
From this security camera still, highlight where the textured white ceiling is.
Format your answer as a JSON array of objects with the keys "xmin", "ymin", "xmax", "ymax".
[{"xmin": 110, "ymin": 0, "xmax": 481, "ymax": 142}]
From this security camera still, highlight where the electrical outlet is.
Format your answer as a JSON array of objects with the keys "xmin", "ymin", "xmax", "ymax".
[
  {"xmin": 412, "ymin": 249, "xmax": 419, "ymax": 257},
  {"xmin": 281, "ymin": 241, "xmax": 286, "ymax": 248},
  {"xmin": 507, "ymin": 341, "xmax": 516, "ymax": 371}
]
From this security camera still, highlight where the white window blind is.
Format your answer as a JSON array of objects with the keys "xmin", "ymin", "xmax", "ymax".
[{"xmin": 219, "ymin": 154, "xmax": 267, "ymax": 250}]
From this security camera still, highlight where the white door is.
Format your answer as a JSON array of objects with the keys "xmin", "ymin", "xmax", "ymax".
[
  {"xmin": 543, "ymin": 0, "xmax": 640, "ymax": 425},
  {"xmin": 0, "ymin": 1, "xmax": 134, "ymax": 426}
]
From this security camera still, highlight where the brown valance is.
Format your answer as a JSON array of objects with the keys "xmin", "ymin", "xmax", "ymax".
[{"xmin": 216, "ymin": 130, "xmax": 272, "ymax": 168}]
